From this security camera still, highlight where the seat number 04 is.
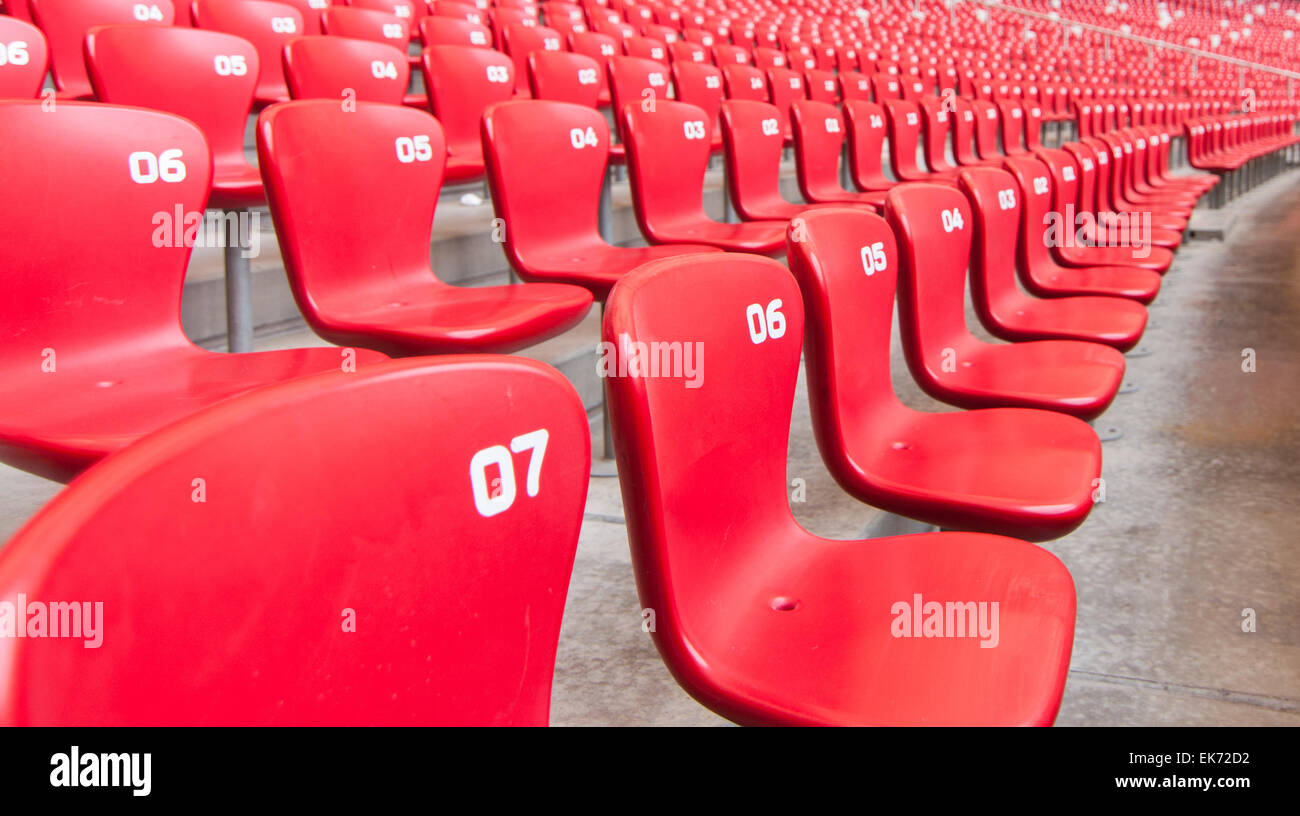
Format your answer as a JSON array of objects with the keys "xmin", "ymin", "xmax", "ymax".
[
  {"xmin": 940, "ymin": 207, "xmax": 964, "ymax": 232},
  {"xmin": 569, "ymin": 126, "xmax": 599, "ymax": 149}
]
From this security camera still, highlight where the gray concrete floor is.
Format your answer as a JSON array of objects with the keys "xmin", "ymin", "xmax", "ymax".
[{"xmin": 2, "ymin": 168, "xmax": 1298, "ymax": 726}]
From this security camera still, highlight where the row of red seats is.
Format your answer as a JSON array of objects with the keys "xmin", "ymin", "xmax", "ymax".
[
  {"xmin": 8, "ymin": 86, "xmax": 1291, "ymax": 722},
  {"xmin": 1, "ymin": 0, "xmax": 1296, "ymax": 725}
]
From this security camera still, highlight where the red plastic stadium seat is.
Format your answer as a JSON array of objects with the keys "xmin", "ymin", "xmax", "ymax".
[
  {"xmin": 884, "ymin": 183, "xmax": 1126, "ymax": 421},
  {"xmin": 884, "ymin": 98, "xmax": 958, "ymax": 184},
  {"xmin": 420, "ymin": 44, "xmax": 515, "ymax": 183},
  {"xmin": 0, "ymin": 101, "xmax": 388, "ymax": 482},
  {"xmin": 85, "ymin": 24, "xmax": 263, "ymax": 208},
  {"xmin": 0, "ymin": 356, "xmax": 587, "ymax": 725},
  {"xmin": 842, "ymin": 99, "xmax": 899, "ymax": 193},
  {"xmin": 502, "ymin": 22, "xmax": 564, "ymax": 98},
  {"xmin": 621, "ymin": 100, "xmax": 787, "ymax": 253},
  {"xmin": 284, "ymin": 34, "xmax": 409, "ymax": 105},
  {"xmin": 951, "ymin": 97, "xmax": 1000, "ymax": 167},
  {"xmin": 192, "ymin": 0, "xmax": 301, "ymax": 104},
  {"xmin": 1033, "ymin": 148, "xmax": 1174, "ymax": 274},
  {"xmin": 527, "ymin": 49, "xmax": 602, "ymax": 106},
  {"xmin": 720, "ymin": 99, "xmax": 836, "ymax": 221},
  {"xmin": 0, "ymin": 16, "xmax": 47, "ymax": 99},
  {"xmin": 1003, "ymin": 154, "xmax": 1163, "ymax": 304},
  {"xmin": 30, "ymin": 0, "xmax": 173, "ymax": 99},
  {"xmin": 787, "ymin": 207, "xmax": 1102, "ymax": 541},
  {"xmin": 671, "ymin": 60, "xmax": 724, "ymax": 152},
  {"xmin": 417, "ymin": 13, "xmax": 491, "ymax": 48},
  {"xmin": 603, "ymin": 252, "xmax": 1076, "ymax": 725},
  {"xmin": 320, "ymin": 6, "xmax": 410, "ymax": 51},
  {"xmin": 258, "ymin": 99, "xmax": 592, "ymax": 354},
  {"xmin": 482, "ymin": 99, "xmax": 719, "ymax": 301},
  {"xmin": 722, "ymin": 63, "xmax": 768, "ymax": 101},
  {"xmin": 790, "ymin": 100, "xmax": 886, "ymax": 209},
  {"xmin": 274, "ymin": 0, "xmax": 328, "ymax": 35},
  {"xmin": 958, "ymin": 167, "xmax": 1148, "ymax": 351}
]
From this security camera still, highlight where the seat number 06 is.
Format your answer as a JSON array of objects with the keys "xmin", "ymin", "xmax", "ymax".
[{"xmin": 746, "ymin": 299, "xmax": 786, "ymax": 344}]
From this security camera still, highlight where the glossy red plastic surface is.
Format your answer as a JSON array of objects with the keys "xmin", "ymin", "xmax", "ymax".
[
  {"xmin": 284, "ymin": 34, "xmax": 409, "ymax": 105},
  {"xmin": 1035, "ymin": 147, "xmax": 1175, "ymax": 274},
  {"xmin": 787, "ymin": 207, "xmax": 1101, "ymax": 541},
  {"xmin": 603, "ymin": 252, "xmax": 1076, "ymax": 725},
  {"xmin": 1003, "ymin": 154, "xmax": 1163, "ymax": 304},
  {"xmin": 481, "ymin": 99, "xmax": 719, "ymax": 300},
  {"xmin": 0, "ymin": 356, "xmax": 588, "ymax": 725},
  {"xmin": 192, "ymin": 0, "xmax": 300, "ymax": 104},
  {"xmin": 621, "ymin": 99, "xmax": 787, "ymax": 253},
  {"xmin": 320, "ymin": 6, "xmax": 409, "ymax": 48},
  {"xmin": 0, "ymin": 101, "xmax": 388, "ymax": 482},
  {"xmin": 527, "ymin": 49, "xmax": 601, "ymax": 106},
  {"xmin": 257, "ymin": 99, "xmax": 592, "ymax": 354},
  {"xmin": 884, "ymin": 183, "xmax": 1126, "ymax": 421},
  {"xmin": 86, "ymin": 24, "xmax": 263, "ymax": 208},
  {"xmin": 502, "ymin": 22, "xmax": 563, "ymax": 97},
  {"xmin": 884, "ymin": 98, "xmax": 958, "ymax": 184},
  {"xmin": 30, "ymin": 0, "xmax": 173, "ymax": 99},
  {"xmin": 420, "ymin": 45, "xmax": 515, "ymax": 182},
  {"xmin": 790, "ymin": 100, "xmax": 886, "ymax": 209},
  {"xmin": 958, "ymin": 167, "xmax": 1148, "ymax": 351},
  {"xmin": 0, "ymin": 16, "xmax": 47, "ymax": 99}
]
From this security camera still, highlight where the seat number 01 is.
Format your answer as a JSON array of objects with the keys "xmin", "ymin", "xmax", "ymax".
[
  {"xmin": 746, "ymin": 299, "xmax": 786, "ymax": 344},
  {"xmin": 469, "ymin": 429, "xmax": 549, "ymax": 518}
]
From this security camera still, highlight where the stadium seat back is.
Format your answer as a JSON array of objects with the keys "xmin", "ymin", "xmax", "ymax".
[
  {"xmin": 604, "ymin": 252, "xmax": 805, "ymax": 609},
  {"xmin": 192, "ymin": 0, "xmax": 301, "ymax": 103},
  {"xmin": 883, "ymin": 182, "xmax": 977, "ymax": 358},
  {"xmin": 320, "ymin": 6, "xmax": 410, "ymax": 46},
  {"xmin": 257, "ymin": 99, "xmax": 445, "ymax": 314},
  {"xmin": 86, "ymin": 25, "xmax": 256, "ymax": 175},
  {"xmin": 30, "ymin": 0, "xmax": 174, "ymax": 98},
  {"xmin": 284, "ymin": 34, "xmax": 409, "ymax": 105},
  {"xmin": 0, "ymin": 16, "xmax": 48, "ymax": 99},
  {"xmin": 621, "ymin": 99, "xmax": 712, "ymax": 229},
  {"xmin": 0, "ymin": 101, "xmax": 209, "ymax": 357},
  {"xmin": 843, "ymin": 98, "xmax": 892, "ymax": 190},
  {"xmin": 528, "ymin": 49, "xmax": 602, "ymax": 106},
  {"xmin": 481, "ymin": 100, "xmax": 606, "ymax": 273},
  {"xmin": 719, "ymin": 99, "xmax": 787, "ymax": 219},
  {"xmin": 784, "ymin": 207, "xmax": 900, "ymax": 423},
  {"xmin": 0, "ymin": 356, "xmax": 589, "ymax": 725},
  {"xmin": 418, "ymin": 14, "xmax": 491, "ymax": 47},
  {"xmin": 421, "ymin": 45, "xmax": 515, "ymax": 174}
]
